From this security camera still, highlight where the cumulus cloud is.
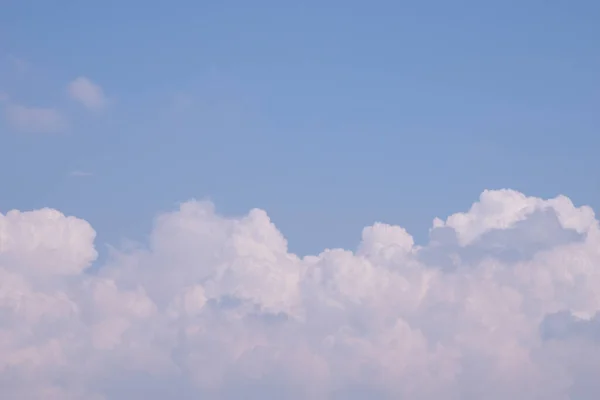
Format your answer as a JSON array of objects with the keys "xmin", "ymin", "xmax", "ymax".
[
  {"xmin": 1, "ymin": 189, "xmax": 600, "ymax": 399},
  {"xmin": 3, "ymin": 103, "xmax": 67, "ymax": 133},
  {"xmin": 67, "ymin": 77, "xmax": 108, "ymax": 111}
]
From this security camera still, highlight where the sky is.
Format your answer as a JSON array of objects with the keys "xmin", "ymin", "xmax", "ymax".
[
  {"xmin": 1, "ymin": 1, "xmax": 600, "ymax": 399},
  {"xmin": 1, "ymin": 0, "xmax": 598, "ymax": 256}
]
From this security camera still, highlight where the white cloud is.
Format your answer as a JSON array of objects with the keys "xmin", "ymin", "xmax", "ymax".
[
  {"xmin": 1, "ymin": 189, "xmax": 600, "ymax": 399},
  {"xmin": 3, "ymin": 103, "xmax": 67, "ymax": 133},
  {"xmin": 67, "ymin": 77, "xmax": 108, "ymax": 111}
]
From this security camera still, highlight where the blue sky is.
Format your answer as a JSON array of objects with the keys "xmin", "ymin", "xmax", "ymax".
[
  {"xmin": 1, "ymin": 0, "xmax": 598, "ymax": 256},
  {"xmin": 3, "ymin": 3, "xmax": 600, "ymax": 399}
]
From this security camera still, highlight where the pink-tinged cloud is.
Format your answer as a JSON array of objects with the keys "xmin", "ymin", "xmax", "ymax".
[{"xmin": 1, "ymin": 189, "xmax": 599, "ymax": 399}]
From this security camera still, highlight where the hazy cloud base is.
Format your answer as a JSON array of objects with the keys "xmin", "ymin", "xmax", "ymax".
[{"xmin": 1, "ymin": 189, "xmax": 599, "ymax": 399}]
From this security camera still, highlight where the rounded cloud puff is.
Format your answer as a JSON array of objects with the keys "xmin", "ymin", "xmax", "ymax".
[
  {"xmin": 0, "ymin": 208, "xmax": 97, "ymax": 275},
  {"xmin": 1, "ymin": 189, "xmax": 600, "ymax": 399}
]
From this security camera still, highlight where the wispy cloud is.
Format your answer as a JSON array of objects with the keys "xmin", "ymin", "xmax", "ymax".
[
  {"xmin": 6, "ymin": 54, "xmax": 30, "ymax": 73},
  {"xmin": 170, "ymin": 92, "xmax": 194, "ymax": 112},
  {"xmin": 4, "ymin": 103, "xmax": 67, "ymax": 133},
  {"xmin": 69, "ymin": 170, "xmax": 93, "ymax": 177},
  {"xmin": 1, "ymin": 72, "xmax": 107, "ymax": 134},
  {"xmin": 67, "ymin": 77, "xmax": 108, "ymax": 111}
]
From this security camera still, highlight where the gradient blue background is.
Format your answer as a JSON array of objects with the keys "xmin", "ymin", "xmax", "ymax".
[{"xmin": 1, "ymin": 1, "xmax": 598, "ymax": 256}]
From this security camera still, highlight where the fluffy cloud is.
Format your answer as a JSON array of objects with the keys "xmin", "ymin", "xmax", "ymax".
[
  {"xmin": 3, "ymin": 103, "xmax": 67, "ymax": 133},
  {"xmin": 67, "ymin": 77, "xmax": 108, "ymax": 111},
  {"xmin": 1, "ymin": 189, "xmax": 600, "ymax": 399}
]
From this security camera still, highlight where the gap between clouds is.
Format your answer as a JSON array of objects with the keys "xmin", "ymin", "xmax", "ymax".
[{"xmin": 1, "ymin": 188, "xmax": 600, "ymax": 399}]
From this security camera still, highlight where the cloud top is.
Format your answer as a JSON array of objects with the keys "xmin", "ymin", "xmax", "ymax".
[{"xmin": 1, "ymin": 189, "xmax": 600, "ymax": 399}]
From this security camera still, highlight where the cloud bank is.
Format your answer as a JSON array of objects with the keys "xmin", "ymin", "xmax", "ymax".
[{"xmin": 1, "ymin": 189, "xmax": 600, "ymax": 399}]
